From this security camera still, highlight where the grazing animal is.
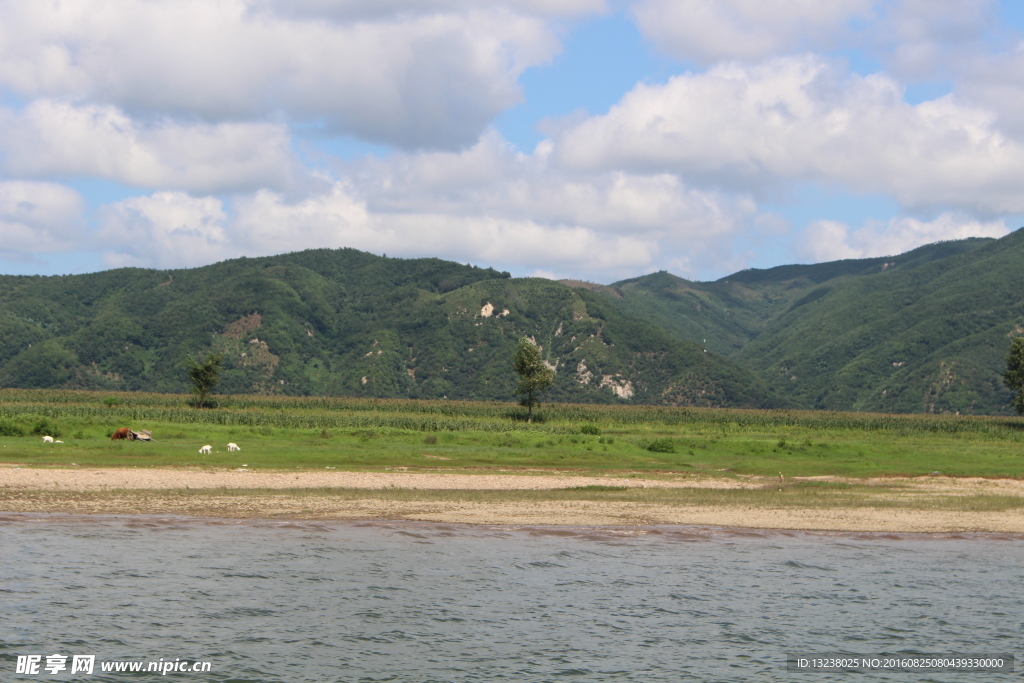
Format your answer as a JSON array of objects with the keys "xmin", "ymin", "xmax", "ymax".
[
  {"xmin": 199, "ymin": 445, "xmax": 212, "ymax": 454},
  {"xmin": 779, "ymin": 472, "xmax": 784, "ymax": 483},
  {"xmin": 227, "ymin": 443, "xmax": 240, "ymax": 452},
  {"xmin": 42, "ymin": 436, "xmax": 53, "ymax": 443},
  {"xmin": 111, "ymin": 427, "xmax": 132, "ymax": 441}
]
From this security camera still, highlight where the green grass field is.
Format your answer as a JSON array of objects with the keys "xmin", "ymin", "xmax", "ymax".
[{"xmin": 1, "ymin": 388, "xmax": 1023, "ymax": 478}]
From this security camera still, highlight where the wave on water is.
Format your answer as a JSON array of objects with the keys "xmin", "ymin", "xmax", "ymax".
[{"xmin": 2, "ymin": 512, "xmax": 1022, "ymax": 682}]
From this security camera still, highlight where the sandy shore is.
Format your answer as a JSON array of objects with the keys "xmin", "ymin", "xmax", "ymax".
[
  {"xmin": 2, "ymin": 466, "xmax": 1023, "ymax": 532},
  {"xmin": 0, "ymin": 466, "xmax": 754, "ymax": 491}
]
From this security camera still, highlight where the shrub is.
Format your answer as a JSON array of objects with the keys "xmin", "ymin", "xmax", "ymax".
[
  {"xmin": 0, "ymin": 420, "xmax": 25, "ymax": 437},
  {"xmin": 643, "ymin": 438, "xmax": 675, "ymax": 453},
  {"xmin": 580, "ymin": 424, "xmax": 601, "ymax": 435},
  {"xmin": 186, "ymin": 397, "xmax": 219, "ymax": 409},
  {"xmin": 30, "ymin": 418, "xmax": 61, "ymax": 438},
  {"xmin": 424, "ymin": 435, "xmax": 438, "ymax": 445}
]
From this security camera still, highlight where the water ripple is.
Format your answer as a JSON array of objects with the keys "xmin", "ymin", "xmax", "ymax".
[{"xmin": 1, "ymin": 516, "xmax": 1022, "ymax": 681}]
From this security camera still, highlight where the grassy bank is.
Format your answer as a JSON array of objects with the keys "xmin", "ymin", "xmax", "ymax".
[{"xmin": 1, "ymin": 389, "xmax": 1023, "ymax": 478}]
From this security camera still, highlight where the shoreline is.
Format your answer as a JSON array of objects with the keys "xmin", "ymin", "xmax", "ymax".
[
  {"xmin": 2, "ymin": 467, "xmax": 1024, "ymax": 533},
  {"xmin": 4, "ymin": 511, "xmax": 1023, "ymax": 542}
]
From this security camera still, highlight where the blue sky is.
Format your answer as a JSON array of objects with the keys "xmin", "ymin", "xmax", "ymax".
[{"xmin": 1, "ymin": 0, "xmax": 1023, "ymax": 282}]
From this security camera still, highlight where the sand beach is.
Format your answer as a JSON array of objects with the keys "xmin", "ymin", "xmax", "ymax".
[{"xmin": 2, "ymin": 466, "xmax": 1023, "ymax": 533}]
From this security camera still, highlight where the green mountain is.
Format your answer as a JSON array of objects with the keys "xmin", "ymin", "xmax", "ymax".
[
  {"xmin": 581, "ymin": 233, "xmax": 1023, "ymax": 414},
  {"xmin": 0, "ymin": 249, "xmax": 775, "ymax": 409},
  {"xmin": 10, "ymin": 232, "xmax": 1023, "ymax": 415}
]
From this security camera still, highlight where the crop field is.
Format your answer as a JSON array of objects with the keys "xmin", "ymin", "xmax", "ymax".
[{"xmin": 1, "ymin": 389, "xmax": 1023, "ymax": 478}]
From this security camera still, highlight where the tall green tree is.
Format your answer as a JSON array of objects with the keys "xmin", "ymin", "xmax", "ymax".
[
  {"xmin": 186, "ymin": 353, "xmax": 223, "ymax": 408},
  {"xmin": 512, "ymin": 338, "xmax": 555, "ymax": 422},
  {"xmin": 1004, "ymin": 338, "xmax": 1024, "ymax": 415}
]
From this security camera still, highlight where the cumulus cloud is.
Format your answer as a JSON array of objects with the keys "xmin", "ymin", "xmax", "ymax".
[
  {"xmin": 956, "ymin": 41, "xmax": 1024, "ymax": 139},
  {"xmin": 96, "ymin": 134, "xmax": 772, "ymax": 280},
  {"xmin": 4, "ymin": 1, "xmax": 1016, "ymax": 282},
  {"xmin": 0, "ymin": 100, "xmax": 295, "ymax": 193},
  {"xmin": 232, "ymin": 185, "xmax": 371, "ymax": 256},
  {"xmin": 349, "ymin": 134, "xmax": 763, "ymax": 278},
  {"xmin": 798, "ymin": 213, "xmax": 1009, "ymax": 262},
  {"xmin": 356, "ymin": 133, "xmax": 754, "ymax": 236},
  {"xmin": 630, "ymin": 0, "xmax": 994, "ymax": 77},
  {"xmin": 237, "ymin": 190, "xmax": 657, "ymax": 275},
  {"xmin": 89, "ymin": 127, "xmax": 1016, "ymax": 279},
  {"xmin": 265, "ymin": 0, "xmax": 607, "ymax": 21},
  {"xmin": 869, "ymin": 0, "xmax": 996, "ymax": 81},
  {"xmin": 632, "ymin": 0, "xmax": 872, "ymax": 64},
  {"xmin": 0, "ymin": 0, "xmax": 566, "ymax": 149},
  {"xmin": 552, "ymin": 55, "xmax": 1024, "ymax": 213},
  {"xmin": 0, "ymin": 181, "xmax": 84, "ymax": 253},
  {"xmin": 98, "ymin": 193, "xmax": 233, "ymax": 269}
]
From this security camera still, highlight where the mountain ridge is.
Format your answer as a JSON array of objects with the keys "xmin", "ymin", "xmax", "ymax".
[
  {"xmin": 0, "ymin": 248, "xmax": 777, "ymax": 409},
  {"xmin": 3, "ymin": 233, "xmax": 1021, "ymax": 414},
  {"xmin": 577, "ymin": 233, "xmax": 1020, "ymax": 414}
]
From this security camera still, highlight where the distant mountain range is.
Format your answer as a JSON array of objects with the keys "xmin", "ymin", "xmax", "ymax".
[
  {"xmin": 582, "ymin": 232, "xmax": 1023, "ymax": 414},
  {"xmin": 0, "ymin": 249, "xmax": 774, "ymax": 408},
  {"xmin": 2, "ymin": 230, "xmax": 1022, "ymax": 414}
]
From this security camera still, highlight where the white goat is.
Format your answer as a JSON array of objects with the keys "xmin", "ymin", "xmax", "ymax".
[
  {"xmin": 42, "ymin": 436, "xmax": 53, "ymax": 443},
  {"xmin": 199, "ymin": 445, "xmax": 212, "ymax": 454},
  {"xmin": 227, "ymin": 443, "xmax": 240, "ymax": 452}
]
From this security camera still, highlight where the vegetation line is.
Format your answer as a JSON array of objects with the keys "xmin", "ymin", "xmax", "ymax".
[{"xmin": 2, "ymin": 389, "xmax": 1024, "ymax": 479}]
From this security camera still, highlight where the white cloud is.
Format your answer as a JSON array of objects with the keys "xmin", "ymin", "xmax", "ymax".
[
  {"xmin": 0, "ymin": 100, "xmax": 295, "ymax": 193},
  {"xmin": 798, "ymin": 213, "xmax": 1009, "ymax": 262},
  {"xmin": 232, "ymin": 185, "xmax": 371, "ymax": 255},
  {"xmin": 869, "ymin": 0, "xmax": 996, "ymax": 81},
  {"xmin": 0, "ymin": 181, "xmax": 84, "ymax": 253},
  {"xmin": 630, "ymin": 0, "xmax": 994, "ymax": 77},
  {"xmin": 98, "ymin": 193, "xmax": 233, "ymax": 269},
  {"xmin": 632, "ymin": 0, "xmax": 872, "ymax": 64},
  {"xmin": 348, "ymin": 133, "xmax": 763, "ymax": 278},
  {"xmin": 96, "ymin": 182, "xmax": 666, "ymax": 279},
  {"xmin": 89, "ymin": 125, "xmax": 1016, "ymax": 281},
  {"xmin": 956, "ymin": 40, "xmax": 1024, "ymax": 139},
  {"xmin": 94, "ymin": 133, "xmax": 774, "ymax": 280},
  {"xmin": 265, "ymin": 0, "xmax": 607, "ymax": 21},
  {"xmin": 0, "ymin": 0, "xmax": 567, "ymax": 149},
  {"xmin": 553, "ymin": 55, "xmax": 1024, "ymax": 213},
  {"xmin": 355, "ymin": 133, "xmax": 755, "ymax": 237}
]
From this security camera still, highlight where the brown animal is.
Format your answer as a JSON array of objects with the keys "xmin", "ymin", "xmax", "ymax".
[{"xmin": 111, "ymin": 427, "xmax": 132, "ymax": 440}]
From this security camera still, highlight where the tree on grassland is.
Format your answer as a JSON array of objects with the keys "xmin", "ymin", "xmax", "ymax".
[
  {"xmin": 512, "ymin": 337, "xmax": 554, "ymax": 423},
  {"xmin": 1004, "ymin": 338, "xmax": 1024, "ymax": 415},
  {"xmin": 186, "ymin": 353, "xmax": 223, "ymax": 408}
]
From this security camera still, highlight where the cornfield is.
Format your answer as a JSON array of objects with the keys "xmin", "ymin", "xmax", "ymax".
[{"xmin": 1, "ymin": 388, "xmax": 1022, "ymax": 439}]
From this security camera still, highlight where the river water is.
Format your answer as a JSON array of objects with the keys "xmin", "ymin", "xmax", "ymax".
[{"xmin": 1, "ymin": 514, "xmax": 1022, "ymax": 682}]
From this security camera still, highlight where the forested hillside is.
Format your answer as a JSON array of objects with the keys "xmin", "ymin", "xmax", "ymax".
[
  {"xmin": 581, "ymin": 233, "xmax": 1024, "ymax": 414},
  {"xmin": 6, "ymin": 232, "xmax": 1023, "ymax": 414},
  {"xmin": 0, "ymin": 249, "xmax": 775, "ymax": 409}
]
